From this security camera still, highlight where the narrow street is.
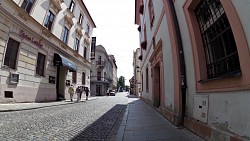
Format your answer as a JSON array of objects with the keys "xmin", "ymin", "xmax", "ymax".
[
  {"xmin": 0, "ymin": 93, "xmax": 128, "ymax": 141},
  {"xmin": 0, "ymin": 92, "xmax": 204, "ymax": 141}
]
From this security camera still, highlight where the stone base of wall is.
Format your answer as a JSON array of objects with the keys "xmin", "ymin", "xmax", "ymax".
[
  {"xmin": 140, "ymin": 96, "xmax": 248, "ymax": 141},
  {"xmin": 0, "ymin": 84, "xmax": 56, "ymax": 103},
  {"xmin": 184, "ymin": 117, "xmax": 247, "ymax": 141}
]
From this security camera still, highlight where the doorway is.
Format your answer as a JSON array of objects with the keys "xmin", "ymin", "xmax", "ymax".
[
  {"xmin": 153, "ymin": 63, "xmax": 161, "ymax": 108},
  {"xmin": 96, "ymin": 85, "xmax": 102, "ymax": 96},
  {"xmin": 56, "ymin": 66, "xmax": 67, "ymax": 100}
]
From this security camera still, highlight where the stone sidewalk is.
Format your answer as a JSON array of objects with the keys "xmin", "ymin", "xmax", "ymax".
[
  {"xmin": 113, "ymin": 96, "xmax": 205, "ymax": 141},
  {"xmin": 0, "ymin": 97, "xmax": 99, "ymax": 112}
]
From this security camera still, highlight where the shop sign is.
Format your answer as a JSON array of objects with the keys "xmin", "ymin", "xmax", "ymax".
[
  {"xmin": 90, "ymin": 37, "xmax": 96, "ymax": 59},
  {"xmin": 19, "ymin": 30, "xmax": 43, "ymax": 48}
]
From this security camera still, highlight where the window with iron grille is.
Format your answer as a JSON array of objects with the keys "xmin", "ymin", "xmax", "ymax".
[
  {"xmin": 21, "ymin": 0, "xmax": 35, "ymax": 13},
  {"xmin": 195, "ymin": 0, "xmax": 240, "ymax": 79},
  {"xmin": 4, "ymin": 38, "xmax": 19, "ymax": 69},
  {"xmin": 44, "ymin": 10, "xmax": 55, "ymax": 31},
  {"xmin": 72, "ymin": 71, "xmax": 77, "ymax": 83},
  {"xmin": 36, "ymin": 53, "xmax": 45, "ymax": 76},
  {"xmin": 82, "ymin": 72, "xmax": 85, "ymax": 85}
]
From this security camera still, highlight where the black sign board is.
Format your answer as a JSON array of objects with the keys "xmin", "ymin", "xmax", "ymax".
[
  {"xmin": 49, "ymin": 76, "xmax": 55, "ymax": 84},
  {"xmin": 90, "ymin": 37, "xmax": 96, "ymax": 59}
]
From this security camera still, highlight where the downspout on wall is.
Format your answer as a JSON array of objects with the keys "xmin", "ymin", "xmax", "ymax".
[{"xmin": 168, "ymin": 0, "xmax": 187, "ymax": 126}]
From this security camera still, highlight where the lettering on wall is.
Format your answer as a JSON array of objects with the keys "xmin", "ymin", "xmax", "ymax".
[{"xmin": 19, "ymin": 30, "xmax": 43, "ymax": 48}]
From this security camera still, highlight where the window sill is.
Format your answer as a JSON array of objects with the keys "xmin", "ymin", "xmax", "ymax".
[
  {"xmin": 35, "ymin": 74, "xmax": 45, "ymax": 77},
  {"xmin": 198, "ymin": 70, "xmax": 242, "ymax": 83}
]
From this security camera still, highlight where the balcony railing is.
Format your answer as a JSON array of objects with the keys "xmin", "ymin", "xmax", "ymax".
[
  {"xmin": 96, "ymin": 61, "xmax": 105, "ymax": 66},
  {"xmin": 90, "ymin": 76, "xmax": 112, "ymax": 83}
]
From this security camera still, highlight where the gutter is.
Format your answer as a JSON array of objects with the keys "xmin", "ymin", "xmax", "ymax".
[{"xmin": 168, "ymin": 0, "xmax": 187, "ymax": 125}]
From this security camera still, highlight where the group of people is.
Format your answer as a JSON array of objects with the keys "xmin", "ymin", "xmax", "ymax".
[{"xmin": 67, "ymin": 85, "xmax": 90, "ymax": 102}]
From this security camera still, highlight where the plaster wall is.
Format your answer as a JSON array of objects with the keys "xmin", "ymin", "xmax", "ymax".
[
  {"xmin": 157, "ymin": 16, "xmax": 175, "ymax": 111},
  {"xmin": 174, "ymin": 0, "xmax": 250, "ymax": 139}
]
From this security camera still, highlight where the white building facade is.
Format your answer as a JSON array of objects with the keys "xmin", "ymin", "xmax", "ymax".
[
  {"xmin": 133, "ymin": 48, "xmax": 141, "ymax": 96},
  {"xmin": 90, "ymin": 45, "xmax": 113, "ymax": 96},
  {"xmin": 109, "ymin": 55, "xmax": 117, "ymax": 90},
  {"xmin": 0, "ymin": 0, "xmax": 95, "ymax": 103},
  {"xmin": 135, "ymin": 0, "xmax": 250, "ymax": 140}
]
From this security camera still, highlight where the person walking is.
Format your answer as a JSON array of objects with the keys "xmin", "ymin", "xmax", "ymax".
[
  {"xmin": 85, "ymin": 87, "xmax": 90, "ymax": 100},
  {"xmin": 68, "ymin": 85, "xmax": 74, "ymax": 102},
  {"xmin": 75, "ymin": 86, "xmax": 81, "ymax": 102},
  {"xmin": 79, "ymin": 86, "xmax": 84, "ymax": 100}
]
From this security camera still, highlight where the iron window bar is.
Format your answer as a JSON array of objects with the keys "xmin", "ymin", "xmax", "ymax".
[{"xmin": 195, "ymin": 0, "xmax": 241, "ymax": 80}]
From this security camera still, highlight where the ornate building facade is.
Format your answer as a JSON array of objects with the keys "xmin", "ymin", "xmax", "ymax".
[
  {"xmin": 0, "ymin": 0, "xmax": 96, "ymax": 102},
  {"xmin": 135, "ymin": 0, "xmax": 250, "ymax": 140}
]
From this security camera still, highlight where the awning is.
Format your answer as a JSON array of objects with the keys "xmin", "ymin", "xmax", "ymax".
[{"xmin": 53, "ymin": 53, "xmax": 77, "ymax": 72}]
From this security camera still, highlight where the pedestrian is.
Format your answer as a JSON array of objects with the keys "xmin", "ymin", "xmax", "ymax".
[
  {"xmin": 85, "ymin": 87, "xmax": 90, "ymax": 100},
  {"xmin": 68, "ymin": 85, "xmax": 74, "ymax": 102},
  {"xmin": 75, "ymin": 86, "xmax": 81, "ymax": 102},
  {"xmin": 79, "ymin": 86, "xmax": 84, "ymax": 100}
]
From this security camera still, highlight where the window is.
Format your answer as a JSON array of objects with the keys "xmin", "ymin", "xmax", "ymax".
[
  {"xmin": 72, "ymin": 71, "xmax": 77, "ymax": 83},
  {"xmin": 148, "ymin": 0, "xmax": 155, "ymax": 27},
  {"xmin": 97, "ymin": 55, "xmax": 101, "ymax": 64},
  {"xmin": 142, "ymin": 73, "xmax": 143, "ymax": 91},
  {"xmin": 21, "ymin": 0, "xmax": 35, "ymax": 13},
  {"xmin": 79, "ymin": 13, "xmax": 83, "ymax": 24},
  {"xmin": 144, "ymin": 24, "xmax": 147, "ymax": 42},
  {"xmin": 69, "ymin": 0, "xmax": 75, "ymax": 12},
  {"xmin": 74, "ymin": 38, "xmax": 79, "ymax": 52},
  {"xmin": 36, "ymin": 53, "xmax": 46, "ymax": 76},
  {"xmin": 4, "ymin": 38, "xmax": 19, "ymax": 69},
  {"xmin": 195, "ymin": 0, "xmax": 240, "ymax": 79},
  {"xmin": 146, "ymin": 68, "xmax": 149, "ymax": 92},
  {"xmin": 44, "ymin": 10, "xmax": 55, "ymax": 31},
  {"xmin": 82, "ymin": 72, "xmax": 85, "ymax": 85},
  {"xmin": 84, "ymin": 47, "xmax": 87, "ymax": 59},
  {"xmin": 86, "ymin": 24, "xmax": 90, "ymax": 34},
  {"xmin": 61, "ymin": 26, "xmax": 69, "ymax": 43},
  {"xmin": 97, "ymin": 71, "xmax": 101, "ymax": 81}
]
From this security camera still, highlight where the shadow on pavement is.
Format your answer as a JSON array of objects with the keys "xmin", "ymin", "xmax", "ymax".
[{"xmin": 70, "ymin": 104, "xmax": 127, "ymax": 141}]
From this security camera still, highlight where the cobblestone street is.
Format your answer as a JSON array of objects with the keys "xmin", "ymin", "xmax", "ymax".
[{"xmin": 0, "ymin": 93, "xmax": 128, "ymax": 141}]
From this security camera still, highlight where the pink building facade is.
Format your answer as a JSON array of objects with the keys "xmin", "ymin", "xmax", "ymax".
[{"xmin": 135, "ymin": 0, "xmax": 250, "ymax": 140}]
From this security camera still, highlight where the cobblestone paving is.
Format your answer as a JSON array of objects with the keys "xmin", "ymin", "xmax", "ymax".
[{"xmin": 0, "ymin": 93, "xmax": 128, "ymax": 141}]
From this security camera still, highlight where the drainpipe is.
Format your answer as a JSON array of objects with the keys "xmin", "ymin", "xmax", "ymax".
[{"xmin": 168, "ymin": 0, "xmax": 187, "ymax": 126}]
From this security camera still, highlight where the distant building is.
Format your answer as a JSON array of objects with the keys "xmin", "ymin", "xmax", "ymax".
[
  {"xmin": 135, "ymin": 0, "xmax": 250, "ymax": 140},
  {"xmin": 0, "ymin": 0, "xmax": 95, "ymax": 103},
  {"xmin": 132, "ymin": 48, "xmax": 141, "ymax": 97},
  {"xmin": 109, "ymin": 55, "xmax": 118, "ymax": 90},
  {"xmin": 129, "ymin": 76, "xmax": 135, "ymax": 95},
  {"xmin": 90, "ymin": 45, "xmax": 113, "ymax": 96}
]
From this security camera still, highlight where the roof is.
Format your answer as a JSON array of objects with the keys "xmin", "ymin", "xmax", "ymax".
[{"xmin": 80, "ymin": 1, "xmax": 96, "ymax": 28}]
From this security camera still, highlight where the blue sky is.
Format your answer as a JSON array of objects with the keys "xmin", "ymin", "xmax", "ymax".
[{"xmin": 84, "ymin": 0, "xmax": 140, "ymax": 85}]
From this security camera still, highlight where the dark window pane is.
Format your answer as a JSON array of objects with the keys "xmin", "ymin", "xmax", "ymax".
[
  {"xmin": 4, "ymin": 38, "xmax": 19, "ymax": 69},
  {"xmin": 44, "ymin": 11, "xmax": 55, "ymax": 31},
  {"xmin": 74, "ymin": 39, "xmax": 79, "ymax": 52},
  {"xmin": 72, "ymin": 71, "xmax": 77, "ymax": 83},
  {"xmin": 69, "ymin": 1, "xmax": 75, "ymax": 12},
  {"xmin": 82, "ymin": 72, "xmax": 85, "ymax": 85},
  {"xmin": 21, "ymin": 0, "xmax": 34, "ymax": 13},
  {"xmin": 84, "ymin": 47, "xmax": 87, "ymax": 59},
  {"xmin": 61, "ymin": 27, "xmax": 69, "ymax": 43},
  {"xmin": 36, "ymin": 53, "xmax": 45, "ymax": 76}
]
